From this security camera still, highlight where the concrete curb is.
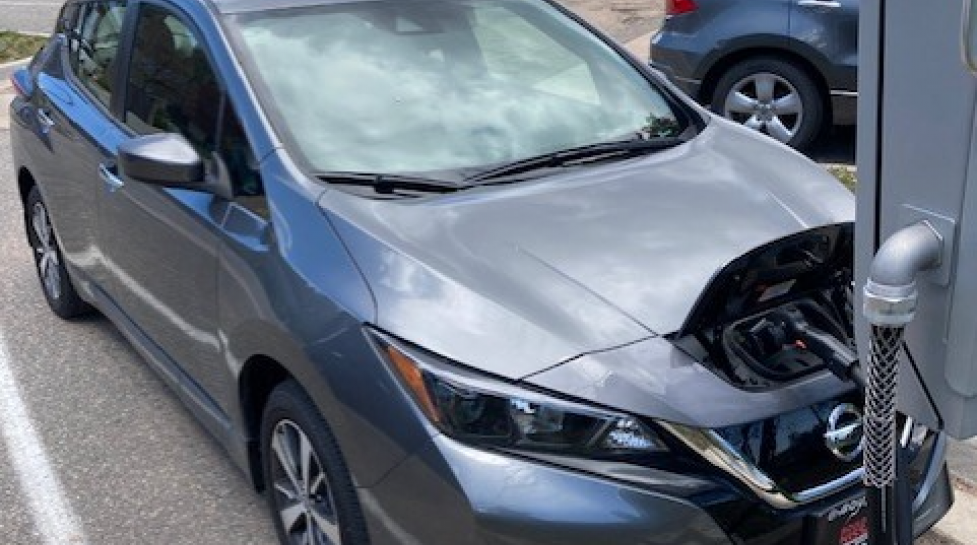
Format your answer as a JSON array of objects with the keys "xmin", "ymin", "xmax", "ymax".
[
  {"xmin": 823, "ymin": 163, "xmax": 857, "ymax": 174},
  {"xmin": 0, "ymin": 56, "xmax": 30, "ymax": 67},
  {"xmin": 0, "ymin": 58, "xmax": 29, "ymax": 71}
]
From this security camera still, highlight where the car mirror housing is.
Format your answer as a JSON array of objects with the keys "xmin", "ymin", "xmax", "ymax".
[
  {"xmin": 119, "ymin": 133, "xmax": 205, "ymax": 186},
  {"xmin": 119, "ymin": 133, "xmax": 235, "ymax": 200}
]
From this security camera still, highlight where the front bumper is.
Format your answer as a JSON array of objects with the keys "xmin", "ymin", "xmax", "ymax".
[{"xmin": 358, "ymin": 432, "xmax": 952, "ymax": 544}]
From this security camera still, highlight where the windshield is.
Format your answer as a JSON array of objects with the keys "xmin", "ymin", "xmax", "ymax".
[{"xmin": 230, "ymin": 0, "xmax": 689, "ymax": 178}]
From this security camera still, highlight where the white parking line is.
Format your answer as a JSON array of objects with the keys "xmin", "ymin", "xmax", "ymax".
[{"xmin": 0, "ymin": 331, "xmax": 88, "ymax": 545}]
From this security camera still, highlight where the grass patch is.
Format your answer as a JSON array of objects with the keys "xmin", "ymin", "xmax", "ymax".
[
  {"xmin": 0, "ymin": 31, "xmax": 47, "ymax": 64},
  {"xmin": 828, "ymin": 166, "xmax": 857, "ymax": 193}
]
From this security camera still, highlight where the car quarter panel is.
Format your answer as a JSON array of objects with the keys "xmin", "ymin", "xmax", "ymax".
[
  {"xmin": 652, "ymin": 0, "xmax": 792, "ymax": 88},
  {"xmin": 789, "ymin": 0, "xmax": 858, "ymax": 92}
]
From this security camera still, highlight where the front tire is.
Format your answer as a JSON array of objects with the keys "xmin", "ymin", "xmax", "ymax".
[
  {"xmin": 710, "ymin": 57, "xmax": 825, "ymax": 150},
  {"xmin": 26, "ymin": 186, "xmax": 91, "ymax": 319},
  {"xmin": 261, "ymin": 380, "xmax": 369, "ymax": 545}
]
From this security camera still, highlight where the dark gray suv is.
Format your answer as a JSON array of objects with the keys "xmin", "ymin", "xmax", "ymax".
[
  {"xmin": 9, "ymin": 0, "xmax": 947, "ymax": 544},
  {"xmin": 651, "ymin": 0, "xmax": 858, "ymax": 149}
]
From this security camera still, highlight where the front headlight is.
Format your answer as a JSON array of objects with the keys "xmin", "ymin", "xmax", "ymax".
[{"xmin": 373, "ymin": 330, "xmax": 668, "ymax": 457}]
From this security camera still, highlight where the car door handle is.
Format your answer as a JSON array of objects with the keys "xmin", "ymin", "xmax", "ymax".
[
  {"xmin": 36, "ymin": 108, "xmax": 55, "ymax": 134},
  {"xmin": 798, "ymin": 0, "xmax": 841, "ymax": 7},
  {"xmin": 99, "ymin": 163, "xmax": 125, "ymax": 193}
]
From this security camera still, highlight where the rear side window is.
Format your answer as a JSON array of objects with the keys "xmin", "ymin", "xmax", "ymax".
[{"xmin": 69, "ymin": 1, "xmax": 127, "ymax": 107}]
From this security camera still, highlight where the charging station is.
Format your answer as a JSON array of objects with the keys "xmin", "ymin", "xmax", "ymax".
[
  {"xmin": 857, "ymin": 0, "xmax": 977, "ymax": 542},
  {"xmin": 857, "ymin": 0, "xmax": 977, "ymax": 447}
]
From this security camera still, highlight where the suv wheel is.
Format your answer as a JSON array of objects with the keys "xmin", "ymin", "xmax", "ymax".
[
  {"xmin": 261, "ymin": 380, "xmax": 369, "ymax": 545},
  {"xmin": 26, "ymin": 186, "xmax": 91, "ymax": 319},
  {"xmin": 710, "ymin": 57, "xmax": 824, "ymax": 149}
]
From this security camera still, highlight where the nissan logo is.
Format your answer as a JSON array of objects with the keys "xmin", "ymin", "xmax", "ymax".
[{"xmin": 824, "ymin": 403, "xmax": 864, "ymax": 462}]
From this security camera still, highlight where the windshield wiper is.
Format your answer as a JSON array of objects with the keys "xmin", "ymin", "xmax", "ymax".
[
  {"xmin": 315, "ymin": 171, "xmax": 464, "ymax": 194},
  {"xmin": 465, "ymin": 136, "xmax": 687, "ymax": 184}
]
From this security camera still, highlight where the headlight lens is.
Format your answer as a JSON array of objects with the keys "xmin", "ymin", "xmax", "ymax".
[{"xmin": 377, "ymin": 332, "xmax": 668, "ymax": 457}]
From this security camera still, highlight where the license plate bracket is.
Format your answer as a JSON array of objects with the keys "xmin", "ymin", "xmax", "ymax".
[{"xmin": 805, "ymin": 494, "xmax": 869, "ymax": 545}]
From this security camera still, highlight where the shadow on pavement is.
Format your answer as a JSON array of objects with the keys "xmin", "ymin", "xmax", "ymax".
[{"xmin": 807, "ymin": 125, "xmax": 857, "ymax": 166}]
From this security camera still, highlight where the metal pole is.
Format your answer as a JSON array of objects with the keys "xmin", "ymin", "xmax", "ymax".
[{"xmin": 862, "ymin": 221, "xmax": 943, "ymax": 545}]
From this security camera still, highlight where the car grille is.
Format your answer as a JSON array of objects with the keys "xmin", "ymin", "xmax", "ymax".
[{"xmin": 712, "ymin": 391, "xmax": 863, "ymax": 497}]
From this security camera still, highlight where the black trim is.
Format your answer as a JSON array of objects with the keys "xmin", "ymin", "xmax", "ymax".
[
  {"xmin": 109, "ymin": 0, "xmax": 137, "ymax": 119},
  {"xmin": 872, "ymin": 0, "xmax": 885, "ymax": 251}
]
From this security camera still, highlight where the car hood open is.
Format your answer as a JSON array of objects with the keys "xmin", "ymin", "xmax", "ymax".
[{"xmin": 321, "ymin": 120, "xmax": 854, "ymax": 380}]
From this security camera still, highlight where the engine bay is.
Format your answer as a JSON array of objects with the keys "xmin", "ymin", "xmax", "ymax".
[{"xmin": 672, "ymin": 223, "xmax": 859, "ymax": 390}]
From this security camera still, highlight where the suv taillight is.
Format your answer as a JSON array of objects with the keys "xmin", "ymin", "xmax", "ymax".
[{"xmin": 666, "ymin": 0, "xmax": 698, "ymax": 16}]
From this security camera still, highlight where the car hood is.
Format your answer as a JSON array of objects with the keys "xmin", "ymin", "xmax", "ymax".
[{"xmin": 321, "ymin": 120, "xmax": 854, "ymax": 380}]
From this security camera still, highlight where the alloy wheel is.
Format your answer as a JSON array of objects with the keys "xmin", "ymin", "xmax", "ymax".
[
  {"xmin": 270, "ymin": 419, "xmax": 343, "ymax": 545},
  {"xmin": 723, "ymin": 72, "xmax": 804, "ymax": 145},
  {"xmin": 31, "ymin": 201, "xmax": 62, "ymax": 301}
]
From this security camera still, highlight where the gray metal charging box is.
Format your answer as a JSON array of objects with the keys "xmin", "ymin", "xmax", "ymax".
[{"xmin": 856, "ymin": 0, "xmax": 977, "ymax": 439}]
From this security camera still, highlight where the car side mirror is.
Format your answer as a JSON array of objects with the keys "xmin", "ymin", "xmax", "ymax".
[
  {"xmin": 118, "ymin": 133, "xmax": 234, "ymax": 200},
  {"xmin": 119, "ymin": 133, "xmax": 204, "ymax": 186}
]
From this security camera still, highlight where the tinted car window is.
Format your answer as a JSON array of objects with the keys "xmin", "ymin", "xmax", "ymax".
[
  {"xmin": 69, "ymin": 0, "xmax": 126, "ymax": 107},
  {"xmin": 125, "ymin": 5, "xmax": 262, "ymax": 199},
  {"xmin": 232, "ymin": 0, "xmax": 683, "ymax": 177},
  {"xmin": 125, "ymin": 5, "xmax": 221, "ymax": 152}
]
